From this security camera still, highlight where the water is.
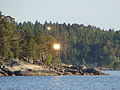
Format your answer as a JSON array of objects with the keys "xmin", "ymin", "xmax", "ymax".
[{"xmin": 0, "ymin": 71, "xmax": 120, "ymax": 90}]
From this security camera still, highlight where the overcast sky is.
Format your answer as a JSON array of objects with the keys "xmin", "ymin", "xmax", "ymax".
[{"xmin": 0, "ymin": 0, "xmax": 120, "ymax": 30}]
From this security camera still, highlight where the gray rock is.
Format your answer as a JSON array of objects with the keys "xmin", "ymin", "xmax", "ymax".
[
  {"xmin": 0, "ymin": 68, "xmax": 8, "ymax": 76},
  {"xmin": 79, "ymin": 65, "xmax": 87, "ymax": 70},
  {"xmin": 1, "ymin": 68, "xmax": 13, "ymax": 76},
  {"xmin": 83, "ymin": 68, "xmax": 101, "ymax": 75},
  {"xmin": 4, "ymin": 58, "xmax": 20, "ymax": 67},
  {"xmin": 14, "ymin": 70, "xmax": 22, "ymax": 76}
]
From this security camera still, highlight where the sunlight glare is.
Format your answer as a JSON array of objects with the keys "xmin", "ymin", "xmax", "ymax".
[
  {"xmin": 47, "ymin": 26, "xmax": 51, "ymax": 30},
  {"xmin": 53, "ymin": 43, "xmax": 60, "ymax": 50}
]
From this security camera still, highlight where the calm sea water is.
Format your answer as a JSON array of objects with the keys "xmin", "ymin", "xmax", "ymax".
[{"xmin": 0, "ymin": 71, "xmax": 120, "ymax": 90}]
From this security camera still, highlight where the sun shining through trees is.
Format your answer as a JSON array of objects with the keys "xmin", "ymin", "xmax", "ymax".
[
  {"xmin": 53, "ymin": 43, "xmax": 61, "ymax": 50},
  {"xmin": 0, "ymin": 12, "xmax": 120, "ymax": 68},
  {"xmin": 47, "ymin": 26, "xmax": 51, "ymax": 30},
  {"xmin": 46, "ymin": 26, "xmax": 61, "ymax": 50}
]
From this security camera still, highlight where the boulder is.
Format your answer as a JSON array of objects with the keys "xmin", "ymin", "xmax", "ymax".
[
  {"xmin": 1, "ymin": 68, "xmax": 13, "ymax": 76},
  {"xmin": 10, "ymin": 61, "xmax": 20, "ymax": 67},
  {"xmin": 26, "ymin": 69, "xmax": 33, "ymax": 71},
  {"xmin": 13, "ymin": 70, "xmax": 31, "ymax": 76},
  {"xmin": 4, "ymin": 58, "xmax": 20, "ymax": 67},
  {"xmin": 14, "ymin": 70, "xmax": 22, "ymax": 76},
  {"xmin": 28, "ymin": 58, "xmax": 34, "ymax": 64},
  {"xmin": 79, "ymin": 65, "xmax": 87, "ymax": 70},
  {"xmin": 0, "ymin": 68, "xmax": 8, "ymax": 76},
  {"xmin": 83, "ymin": 68, "xmax": 101, "ymax": 75},
  {"xmin": 64, "ymin": 66, "xmax": 78, "ymax": 74}
]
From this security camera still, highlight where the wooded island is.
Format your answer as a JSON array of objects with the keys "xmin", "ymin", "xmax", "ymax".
[{"xmin": 0, "ymin": 12, "xmax": 120, "ymax": 76}]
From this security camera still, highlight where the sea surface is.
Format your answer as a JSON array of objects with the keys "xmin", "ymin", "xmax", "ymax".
[{"xmin": 0, "ymin": 71, "xmax": 120, "ymax": 90}]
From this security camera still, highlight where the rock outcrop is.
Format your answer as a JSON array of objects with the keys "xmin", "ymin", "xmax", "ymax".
[
  {"xmin": 63, "ymin": 65, "xmax": 109, "ymax": 75},
  {"xmin": 0, "ymin": 59, "xmax": 109, "ymax": 76}
]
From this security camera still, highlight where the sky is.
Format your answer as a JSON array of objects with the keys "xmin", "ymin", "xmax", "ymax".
[{"xmin": 0, "ymin": 0, "xmax": 120, "ymax": 30}]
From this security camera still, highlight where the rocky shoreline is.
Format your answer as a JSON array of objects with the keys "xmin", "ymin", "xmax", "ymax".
[
  {"xmin": 0, "ymin": 67, "xmax": 109, "ymax": 76},
  {"xmin": 0, "ymin": 59, "xmax": 109, "ymax": 76},
  {"xmin": 0, "ymin": 68, "xmax": 110, "ymax": 76}
]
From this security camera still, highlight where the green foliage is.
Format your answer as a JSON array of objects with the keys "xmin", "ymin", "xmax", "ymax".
[
  {"xmin": 0, "ymin": 12, "xmax": 15, "ymax": 59},
  {"xmin": 45, "ymin": 53, "xmax": 52, "ymax": 65},
  {"xmin": 0, "ymin": 12, "xmax": 120, "ymax": 68}
]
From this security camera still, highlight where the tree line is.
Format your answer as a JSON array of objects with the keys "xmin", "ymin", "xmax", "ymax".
[{"xmin": 0, "ymin": 12, "xmax": 120, "ymax": 68}]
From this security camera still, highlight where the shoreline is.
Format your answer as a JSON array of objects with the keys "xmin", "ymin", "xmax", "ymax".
[
  {"xmin": 0, "ymin": 67, "xmax": 110, "ymax": 76},
  {"xmin": 0, "ymin": 59, "xmax": 110, "ymax": 76}
]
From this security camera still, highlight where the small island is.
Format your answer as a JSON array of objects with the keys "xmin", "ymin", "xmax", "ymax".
[{"xmin": 0, "ymin": 12, "xmax": 119, "ymax": 76}]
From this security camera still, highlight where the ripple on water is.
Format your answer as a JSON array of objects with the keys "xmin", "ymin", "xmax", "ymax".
[{"xmin": 0, "ymin": 71, "xmax": 120, "ymax": 90}]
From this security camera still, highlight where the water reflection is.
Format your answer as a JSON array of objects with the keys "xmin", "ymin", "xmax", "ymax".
[{"xmin": 52, "ymin": 76, "xmax": 62, "ymax": 85}]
